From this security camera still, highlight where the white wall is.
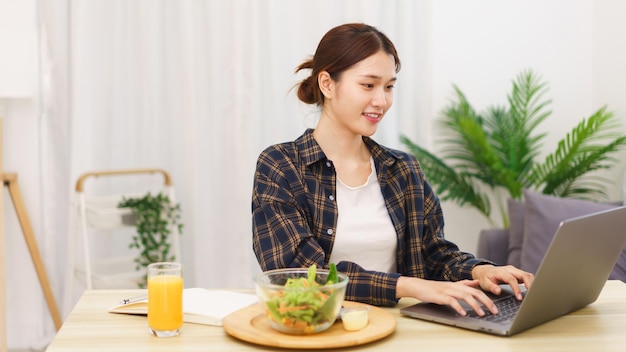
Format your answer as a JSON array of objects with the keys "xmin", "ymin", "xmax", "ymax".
[
  {"xmin": 594, "ymin": 0, "xmax": 626, "ymax": 200},
  {"xmin": 3, "ymin": 0, "xmax": 626, "ymax": 349},
  {"xmin": 429, "ymin": 0, "xmax": 626, "ymax": 252}
]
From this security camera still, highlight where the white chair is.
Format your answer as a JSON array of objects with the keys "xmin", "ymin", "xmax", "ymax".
[{"xmin": 64, "ymin": 169, "xmax": 182, "ymax": 310}]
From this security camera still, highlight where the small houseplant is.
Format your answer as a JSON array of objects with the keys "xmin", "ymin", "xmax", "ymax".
[
  {"xmin": 118, "ymin": 192, "xmax": 183, "ymax": 287},
  {"xmin": 400, "ymin": 69, "xmax": 626, "ymax": 227}
]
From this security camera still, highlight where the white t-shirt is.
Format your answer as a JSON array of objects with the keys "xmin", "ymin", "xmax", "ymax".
[{"xmin": 329, "ymin": 157, "xmax": 397, "ymax": 273}]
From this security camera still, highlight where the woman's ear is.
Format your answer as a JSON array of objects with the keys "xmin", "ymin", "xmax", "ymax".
[{"xmin": 318, "ymin": 71, "xmax": 334, "ymax": 99}]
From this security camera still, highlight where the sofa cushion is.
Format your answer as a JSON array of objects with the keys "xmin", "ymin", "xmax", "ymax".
[
  {"xmin": 506, "ymin": 198, "xmax": 525, "ymax": 267},
  {"xmin": 520, "ymin": 189, "xmax": 621, "ymax": 274},
  {"xmin": 477, "ymin": 228, "xmax": 509, "ymax": 265}
]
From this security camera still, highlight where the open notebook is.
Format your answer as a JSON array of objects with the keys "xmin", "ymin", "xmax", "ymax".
[{"xmin": 109, "ymin": 288, "xmax": 258, "ymax": 326}]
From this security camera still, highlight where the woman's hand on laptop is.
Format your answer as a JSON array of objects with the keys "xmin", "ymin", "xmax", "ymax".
[
  {"xmin": 396, "ymin": 277, "xmax": 499, "ymax": 316},
  {"xmin": 471, "ymin": 264, "xmax": 535, "ymax": 300}
]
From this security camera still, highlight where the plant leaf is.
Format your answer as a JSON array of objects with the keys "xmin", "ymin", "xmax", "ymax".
[
  {"xmin": 400, "ymin": 135, "xmax": 492, "ymax": 220},
  {"xmin": 399, "ymin": 69, "xmax": 626, "ymax": 227},
  {"xmin": 529, "ymin": 106, "xmax": 626, "ymax": 198}
]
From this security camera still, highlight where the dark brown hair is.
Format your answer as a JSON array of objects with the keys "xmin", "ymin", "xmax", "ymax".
[{"xmin": 296, "ymin": 23, "xmax": 401, "ymax": 106}]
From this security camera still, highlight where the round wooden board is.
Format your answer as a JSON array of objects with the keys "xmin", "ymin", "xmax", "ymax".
[{"xmin": 223, "ymin": 301, "xmax": 396, "ymax": 349}]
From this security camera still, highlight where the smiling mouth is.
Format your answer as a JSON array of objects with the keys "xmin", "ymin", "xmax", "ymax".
[{"xmin": 363, "ymin": 112, "xmax": 382, "ymax": 122}]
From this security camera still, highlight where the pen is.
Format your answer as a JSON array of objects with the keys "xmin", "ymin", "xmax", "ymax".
[{"xmin": 119, "ymin": 295, "xmax": 147, "ymax": 305}]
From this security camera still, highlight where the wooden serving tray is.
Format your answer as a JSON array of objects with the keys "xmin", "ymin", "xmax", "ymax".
[{"xmin": 223, "ymin": 301, "xmax": 396, "ymax": 349}]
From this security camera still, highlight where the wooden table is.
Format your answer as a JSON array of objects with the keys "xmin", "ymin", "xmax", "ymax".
[{"xmin": 46, "ymin": 280, "xmax": 626, "ymax": 352}]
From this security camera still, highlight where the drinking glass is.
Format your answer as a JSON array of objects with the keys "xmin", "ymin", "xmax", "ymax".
[{"xmin": 147, "ymin": 262, "xmax": 183, "ymax": 337}]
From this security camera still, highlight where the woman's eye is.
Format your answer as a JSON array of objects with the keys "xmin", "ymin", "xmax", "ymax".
[
  {"xmin": 362, "ymin": 83, "xmax": 374, "ymax": 88},
  {"xmin": 386, "ymin": 85, "xmax": 395, "ymax": 90}
]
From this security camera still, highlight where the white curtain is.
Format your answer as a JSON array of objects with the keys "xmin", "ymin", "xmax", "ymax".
[{"xmin": 7, "ymin": 0, "xmax": 429, "ymax": 348}]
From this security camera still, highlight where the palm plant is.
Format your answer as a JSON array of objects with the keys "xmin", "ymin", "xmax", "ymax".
[{"xmin": 400, "ymin": 69, "xmax": 626, "ymax": 227}]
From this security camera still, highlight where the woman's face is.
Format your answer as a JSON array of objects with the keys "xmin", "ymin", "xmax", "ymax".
[{"xmin": 321, "ymin": 50, "xmax": 397, "ymax": 137}]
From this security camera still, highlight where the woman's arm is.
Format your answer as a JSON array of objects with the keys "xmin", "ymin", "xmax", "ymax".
[{"xmin": 252, "ymin": 148, "xmax": 325, "ymax": 270}]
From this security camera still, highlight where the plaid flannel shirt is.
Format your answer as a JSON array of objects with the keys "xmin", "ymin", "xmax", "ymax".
[{"xmin": 252, "ymin": 129, "xmax": 489, "ymax": 306}]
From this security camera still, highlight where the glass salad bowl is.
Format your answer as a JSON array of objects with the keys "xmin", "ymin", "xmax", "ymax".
[{"xmin": 254, "ymin": 265, "xmax": 349, "ymax": 334}]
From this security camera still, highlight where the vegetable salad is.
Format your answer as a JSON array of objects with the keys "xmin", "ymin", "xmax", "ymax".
[{"xmin": 263, "ymin": 264, "xmax": 340, "ymax": 333}]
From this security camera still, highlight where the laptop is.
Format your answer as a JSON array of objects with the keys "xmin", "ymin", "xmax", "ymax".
[{"xmin": 400, "ymin": 206, "xmax": 626, "ymax": 336}]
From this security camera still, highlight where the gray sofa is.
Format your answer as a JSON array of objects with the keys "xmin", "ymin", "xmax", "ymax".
[{"xmin": 476, "ymin": 189, "xmax": 626, "ymax": 281}]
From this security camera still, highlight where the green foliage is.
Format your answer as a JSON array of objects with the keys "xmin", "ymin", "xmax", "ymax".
[
  {"xmin": 118, "ymin": 192, "xmax": 183, "ymax": 287},
  {"xmin": 400, "ymin": 69, "xmax": 626, "ymax": 227}
]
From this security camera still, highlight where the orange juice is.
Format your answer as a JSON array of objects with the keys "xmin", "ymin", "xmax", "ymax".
[{"xmin": 148, "ymin": 274, "xmax": 183, "ymax": 331}]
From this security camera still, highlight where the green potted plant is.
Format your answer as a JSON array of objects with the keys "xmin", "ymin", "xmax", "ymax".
[
  {"xmin": 400, "ymin": 69, "xmax": 626, "ymax": 227},
  {"xmin": 118, "ymin": 192, "xmax": 183, "ymax": 287}
]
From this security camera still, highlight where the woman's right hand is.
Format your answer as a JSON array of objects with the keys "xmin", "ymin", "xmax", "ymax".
[{"xmin": 396, "ymin": 276, "xmax": 498, "ymax": 316}]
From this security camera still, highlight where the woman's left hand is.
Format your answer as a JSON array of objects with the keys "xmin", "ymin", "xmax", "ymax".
[{"xmin": 471, "ymin": 264, "xmax": 534, "ymax": 300}]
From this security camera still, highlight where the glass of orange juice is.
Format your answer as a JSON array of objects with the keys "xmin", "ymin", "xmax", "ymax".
[{"xmin": 147, "ymin": 262, "xmax": 183, "ymax": 337}]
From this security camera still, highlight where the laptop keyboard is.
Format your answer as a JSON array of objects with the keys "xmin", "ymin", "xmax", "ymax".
[{"xmin": 466, "ymin": 293, "xmax": 525, "ymax": 323}]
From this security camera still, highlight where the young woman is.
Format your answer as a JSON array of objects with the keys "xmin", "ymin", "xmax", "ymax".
[{"xmin": 252, "ymin": 23, "xmax": 533, "ymax": 316}]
